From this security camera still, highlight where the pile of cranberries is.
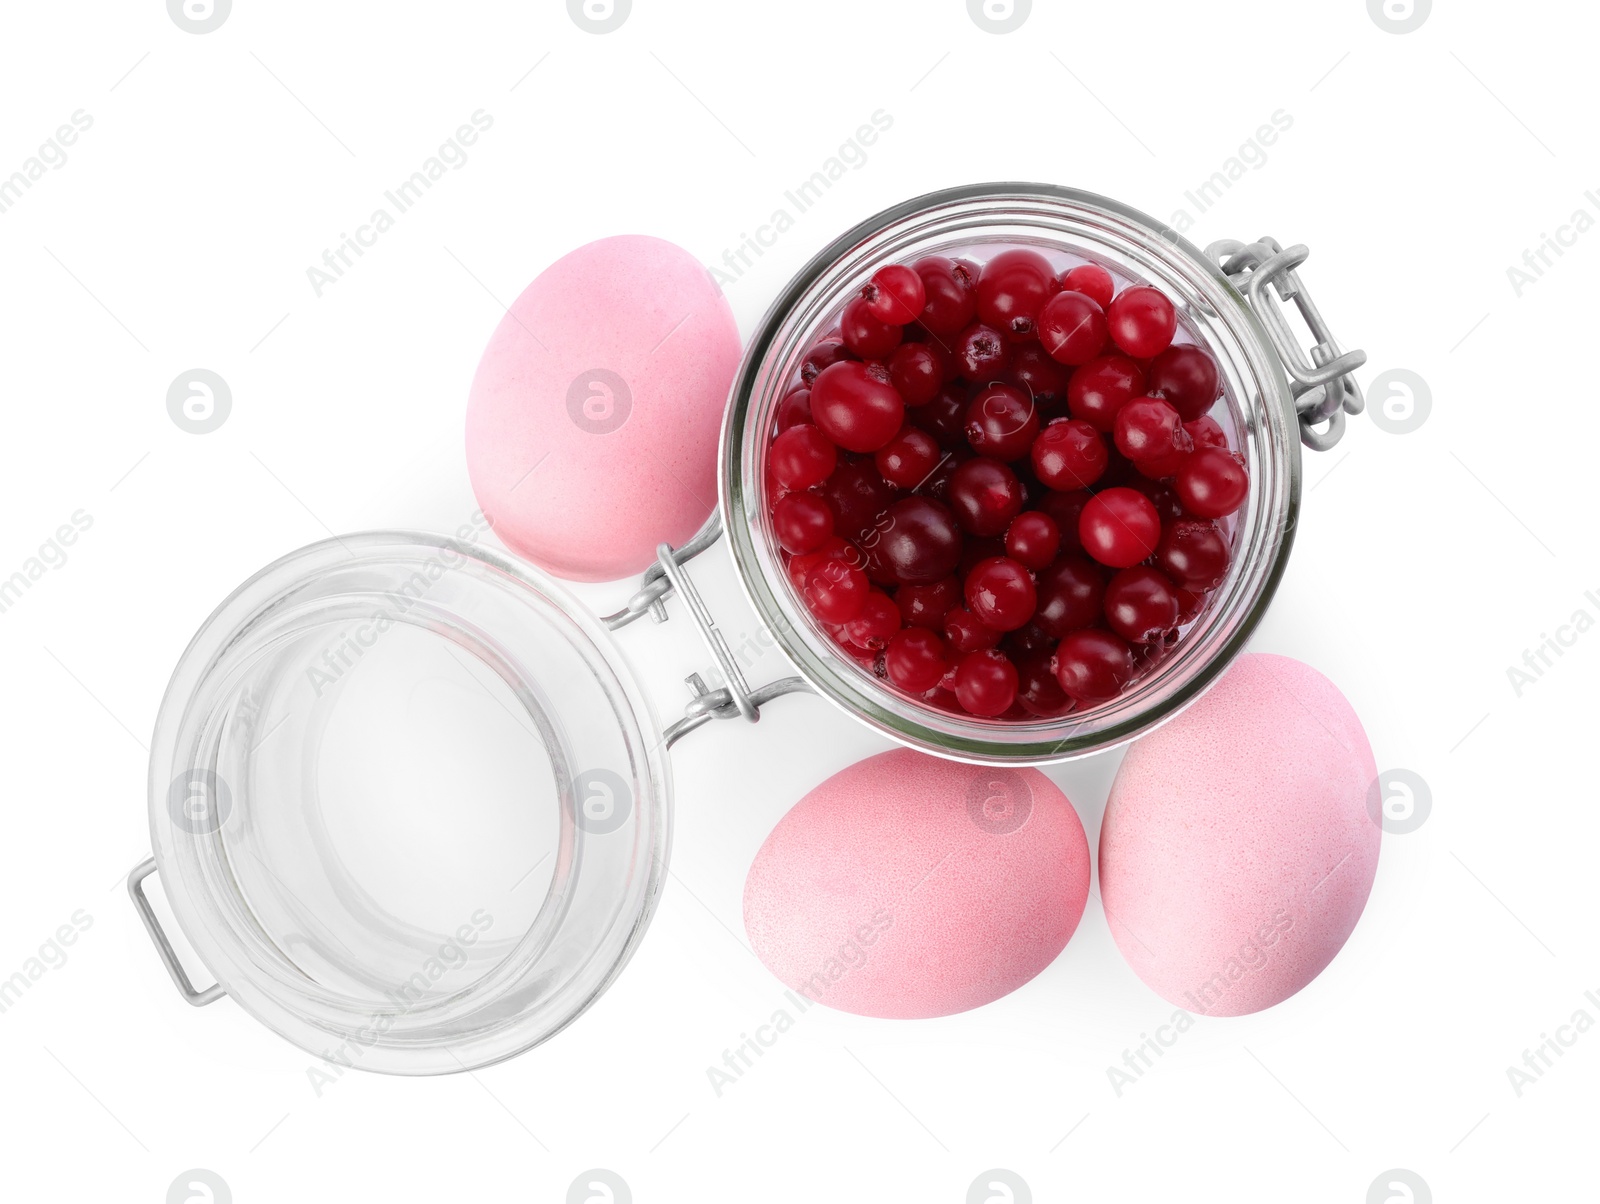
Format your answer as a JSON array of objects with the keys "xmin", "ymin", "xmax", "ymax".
[{"xmin": 764, "ymin": 248, "xmax": 1247, "ymax": 720}]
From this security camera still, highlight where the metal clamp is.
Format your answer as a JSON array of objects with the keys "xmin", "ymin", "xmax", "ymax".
[
  {"xmin": 128, "ymin": 856, "xmax": 225, "ymax": 1006},
  {"xmin": 601, "ymin": 513, "xmax": 813, "ymax": 747},
  {"xmin": 1206, "ymin": 237, "xmax": 1367, "ymax": 452}
]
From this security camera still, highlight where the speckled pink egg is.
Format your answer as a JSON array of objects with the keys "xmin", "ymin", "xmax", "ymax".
[
  {"xmin": 465, "ymin": 235, "xmax": 741, "ymax": 582},
  {"xmin": 1099, "ymin": 653, "xmax": 1380, "ymax": 1016},
  {"xmin": 743, "ymin": 749, "xmax": 1090, "ymax": 1019}
]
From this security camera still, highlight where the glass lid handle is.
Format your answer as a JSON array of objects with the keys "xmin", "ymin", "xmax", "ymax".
[
  {"xmin": 127, "ymin": 857, "xmax": 226, "ymax": 1007},
  {"xmin": 1206, "ymin": 237, "xmax": 1367, "ymax": 453}
]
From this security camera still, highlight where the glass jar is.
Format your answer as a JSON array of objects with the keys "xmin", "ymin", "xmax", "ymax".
[{"xmin": 129, "ymin": 183, "xmax": 1363, "ymax": 1074}]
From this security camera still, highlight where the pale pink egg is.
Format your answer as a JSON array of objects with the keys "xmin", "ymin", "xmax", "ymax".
[
  {"xmin": 1099, "ymin": 653, "xmax": 1381, "ymax": 1016},
  {"xmin": 744, "ymin": 748, "xmax": 1090, "ymax": 1019},
  {"xmin": 465, "ymin": 235, "xmax": 741, "ymax": 582}
]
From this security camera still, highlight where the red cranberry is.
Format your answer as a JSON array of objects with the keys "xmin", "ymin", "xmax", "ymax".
[
  {"xmin": 1034, "ymin": 554, "xmax": 1104, "ymax": 637},
  {"xmin": 1107, "ymin": 286, "xmax": 1177, "ymax": 358},
  {"xmin": 1004, "ymin": 511, "xmax": 1060, "ymax": 570},
  {"xmin": 1146, "ymin": 344, "xmax": 1220, "ymax": 422},
  {"xmin": 918, "ymin": 448, "xmax": 968, "ymax": 501},
  {"xmin": 1053, "ymin": 629, "xmax": 1134, "ymax": 702},
  {"xmin": 803, "ymin": 556, "xmax": 869, "ymax": 624},
  {"xmin": 810, "ymin": 360, "xmax": 904, "ymax": 453},
  {"xmin": 947, "ymin": 457, "xmax": 1024, "ymax": 536},
  {"xmin": 786, "ymin": 536, "xmax": 853, "ymax": 592},
  {"xmin": 913, "ymin": 256, "xmax": 978, "ymax": 336},
  {"xmin": 1060, "ymin": 263, "xmax": 1115, "ymax": 309},
  {"xmin": 770, "ymin": 424, "xmax": 837, "ymax": 491},
  {"xmin": 820, "ymin": 457, "xmax": 898, "ymax": 545},
  {"xmin": 1185, "ymin": 414, "xmax": 1227, "ymax": 452},
  {"xmin": 1128, "ymin": 477, "xmax": 1184, "ymax": 523},
  {"xmin": 839, "ymin": 295, "xmax": 903, "ymax": 360},
  {"xmin": 1004, "ymin": 345, "xmax": 1073, "ymax": 411},
  {"xmin": 1035, "ymin": 489, "xmax": 1091, "ymax": 553},
  {"xmin": 1176, "ymin": 447, "xmax": 1248, "ymax": 518},
  {"xmin": 884, "ymin": 627, "xmax": 950, "ymax": 692},
  {"xmin": 1174, "ymin": 586, "xmax": 1207, "ymax": 624},
  {"xmin": 951, "ymin": 322, "xmax": 1012, "ymax": 381},
  {"xmin": 1079, "ymin": 487, "xmax": 1161, "ymax": 568},
  {"xmin": 842, "ymin": 588, "xmax": 901, "ymax": 651},
  {"xmin": 772, "ymin": 492, "xmax": 833, "ymax": 554},
  {"xmin": 1133, "ymin": 444, "xmax": 1193, "ymax": 481},
  {"xmin": 1037, "ymin": 291, "xmax": 1109, "ymax": 366},
  {"xmin": 1067, "ymin": 354, "xmax": 1146, "ymax": 432},
  {"xmin": 887, "ymin": 342, "xmax": 945, "ymax": 407},
  {"xmin": 1032, "ymin": 418, "xmax": 1107, "ymax": 490},
  {"xmin": 1156, "ymin": 518, "xmax": 1230, "ymax": 589},
  {"xmin": 1016, "ymin": 653, "xmax": 1074, "ymax": 717},
  {"xmin": 897, "ymin": 576, "xmax": 960, "ymax": 629},
  {"xmin": 1003, "ymin": 620, "xmax": 1054, "ymax": 658},
  {"xmin": 800, "ymin": 339, "xmax": 850, "ymax": 385},
  {"xmin": 917, "ymin": 384, "xmax": 971, "ymax": 451},
  {"xmin": 1114, "ymin": 396, "xmax": 1190, "ymax": 462},
  {"xmin": 944, "ymin": 608, "xmax": 1001, "ymax": 653},
  {"xmin": 953, "ymin": 649, "xmax": 1018, "ymax": 717},
  {"xmin": 964, "ymin": 383, "xmax": 1040, "ymax": 461},
  {"xmin": 875, "ymin": 426, "xmax": 943, "ymax": 490},
  {"xmin": 976, "ymin": 249, "xmax": 1056, "ymax": 341},
  {"xmin": 776, "ymin": 387, "xmax": 812, "ymax": 431},
  {"xmin": 874, "ymin": 496, "xmax": 963, "ymax": 583},
  {"xmin": 864, "ymin": 264, "xmax": 926, "ymax": 325},
  {"xmin": 964, "ymin": 556, "xmax": 1037, "ymax": 632},
  {"xmin": 1104, "ymin": 566, "xmax": 1181, "ymax": 643}
]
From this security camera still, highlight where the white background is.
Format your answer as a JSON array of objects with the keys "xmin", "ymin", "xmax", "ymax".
[{"xmin": 0, "ymin": 0, "xmax": 1594, "ymax": 1201}]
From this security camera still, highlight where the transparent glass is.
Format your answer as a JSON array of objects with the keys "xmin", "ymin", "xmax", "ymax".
[
  {"xmin": 721, "ymin": 183, "xmax": 1302, "ymax": 762},
  {"xmin": 148, "ymin": 533, "xmax": 670, "ymax": 1074}
]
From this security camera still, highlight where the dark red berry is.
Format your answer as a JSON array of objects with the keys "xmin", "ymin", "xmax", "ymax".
[
  {"xmin": 913, "ymin": 255, "xmax": 978, "ymax": 336},
  {"xmin": 875, "ymin": 426, "xmax": 943, "ymax": 490},
  {"xmin": 1016, "ymin": 653, "xmax": 1075, "ymax": 717},
  {"xmin": 887, "ymin": 342, "xmax": 945, "ymax": 407},
  {"xmin": 1034, "ymin": 554, "xmax": 1104, "ymax": 637},
  {"xmin": 1004, "ymin": 345, "xmax": 1073, "ymax": 412},
  {"xmin": 1060, "ymin": 263, "xmax": 1114, "ymax": 309},
  {"xmin": 1155, "ymin": 518, "xmax": 1230, "ymax": 589},
  {"xmin": 803, "ymin": 556, "xmax": 869, "ymax": 623},
  {"xmin": 1103, "ymin": 565, "xmax": 1180, "ymax": 643},
  {"xmin": 772, "ymin": 492, "xmax": 833, "ymax": 554},
  {"xmin": 842, "ymin": 588, "xmax": 901, "ymax": 651},
  {"xmin": 800, "ymin": 339, "xmax": 850, "ymax": 385},
  {"xmin": 811, "ymin": 360, "xmax": 905, "ymax": 453},
  {"xmin": 1035, "ymin": 489, "xmax": 1091, "ymax": 553},
  {"xmin": 1053, "ymin": 629, "xmax": 1134, "ymax": 702},
  {"xmin": 917, "ymin": 384, "xmax": 971, "ymax": 451},
  {"xmin": 1114, "ymin": 396, "xmax": 1190, "ymax": 462},
  {"xmin": 776, "ymin": 386, "xmax": 812, "ymax": 431},
  {"xmin": 947, "ymin": 457, "xmax": 1024, "ymax": 536},
  {"xmin": 953, "ymin": 649, "xmax": 1018, "ymax": 716},
  {"xmin": 1107, "ymin": 286, "xmax": 1177, "ymax": 358},
  {"xmin": 770, "ymin": 423, "xmax": 836, "ymax": 491},
  {"xmin": 1067, "ymin": 354, "xmax": 1146, "ymax": 432},
  {"xmin": 896, "ymin": 576, "xmax": 960, "ymax": 629},
  {"xmin": 964, "ymin": 556, "xmax": 1037, "ymax": 632},
  {"xmin": 1004, "ymin": 511, "xmax": 1060, "ymax": 570},
  {"xmin": 944, "ymin": 607, "xmax": 1002, "ymax": 654},
  {"xmin": 1185, "ymin": 414, "xmax": 1227, "ymax": 452},
  {"xmin": 820, "ymin": 457, "xmax": 898, "ymax": 545},
  {"xmin": 1176, "ymin": 447, "xmax": 1248, "ymax": 518},
  {"xmin": 951, "ymin": 322, "xmax": 1012, "ymax": 382},
  {"xmin": 976, "ymin": 249, "xmax": 1056, "ymax": 341},
  {"xmin": 864, "ymin": 264, "xmax": 926, "ymax": 325},
  {"xmin": 1037, "ymin": 290, "xmax": 1109, "ymax": 366},
  {"xmin": 1146, "ymin": 344, "xmax": 1220, "ymax": 422},
  {"xmin": 884, "ymin": 627, "xmax": 950, "ymax": 692},
  {"xmin": 964, "ymin": 383, "xmax": 1040, "ymax": 461},
  {"xmin": 1079, "ymin": 487, "xmax": 1161, "ymax": 568},
  {"xmin": 874, "ymin": 496, "xmax": 964, "ymax": 584},
  {"xmin": 1032, "ymin": 418, "xmax": 1107, "ymax": 490}
]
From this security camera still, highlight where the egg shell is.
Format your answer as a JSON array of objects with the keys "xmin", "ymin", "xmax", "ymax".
[
  {"xmin": 465, "ymin": 235, "xmax": 741, "ymax": 582},
  {"xmin": 1099, "ymin": 653, "xmax": 1380, "ymax": 1017},
  {"xmin": 743, "ymin": 748, "xmax": 1090, "ymax": 1019}
]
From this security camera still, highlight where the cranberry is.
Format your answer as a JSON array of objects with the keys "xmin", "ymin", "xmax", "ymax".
[
  {"xmin": 947, "ymin": 457, "xmax": 1024, "ymax": 536},
  {"xmin": 1133, "ymin": 444, "xmax": 1192, "ymax": 481},
  {"xmin": 918, "ymin": 448, "xmax": 968, "ymax": 501},
  {"xmin": 1004, "ymin": 345, "xmax": 1073, "ymax": 411},
  {"xmin": 1128, "ymin": 477, "xmax": 1184, "ymax": 523},
  {"xmin": 1004, "ymin": 511, "xmax": 1060, "ymax": 570},
  {"xmin": 1176, "ymin": 447, "xmax": 1248, "ymax": 518},
  {"xmin": 897, "ymin": 576, "xmax": 960, "ymax": 629},
  {"xmin": 944, "ymin": 607, "xmax": 1002, "ymax": 653},
  {"xmin": 811, "ymin": 360, "xmax": 904, "ymax": 453},
  {"xmin": 1104, "ymin": 565, "xmax": 1180, "ymax": 643},
  {"xmin": 1067, "ymin": 354, "xmax": 1146, "ymax": 432},
  {"xmin": 951, "ymin": 322, "xmax": 1012, "ymax": 382},
  {"xmin": 772, "ymin": 492, "xmax": 833, "ymax": 554},
  {"xmin": 786, "ymin": 536, "xmax": 853, "ymax": 592},
  {"xmin": 1034, "ymin": 554, "xmax": 1104, "ymax": 637},
  {"xmin": 875, "ymin": 426, "xmax": 943, "ymax": 490},
  {"xmin": 888, "ymin": 342, "xmax": 945, "ymax": 407},
  {"xmin": 842, "ymin": 588, "xmax": 901, "ymax": 651},
  {"xmin": 1016, "ymin": 653, "xmax": 1074, "ymax": 717},
  {"xmin": 873, "ymin": 496, "xmax": 963, "ymax": 583},
  {"xmin": 1114, "ymin": 396, "xmax": 1190, "ymax": 462},
  {"xmin": 1053, "ymin": 629, "xmax": 1134, "ymax": 703},
  {"xmin": 1146, "ymin": 344, "xmax": 1220, "ymax": 422},
  {"xmin": 1174, "ymin": 586, "xmax": 1207, "ymax": 624},
  {"xmin": 839, "ymin": 295, "xmax": 903, "ymax": 360},
  {"xmin": 1185, "ymin": 414, "xmax": 1227, "ymax": 452},
  {"xmin": 1106, "ymin": 286, "xmax": 1177, "ymax": 358},
  {"xmin": 1156, "ymin": 518, "xmax": 1230, "ymax": 589},
  {"xmin": 803, "ymin": 556, "xmax": 869, "ymax": 623},
  {"xmin": 918, "ymin": 384, "xmax": 971, "ymax": 451},
  {"xmin": 770, "ymin": 423, "xmax": 837, "ymax": 491},
  {"xmin": 964, "ymin": 383, "xmax": 1039, "ymax": 461},
  {"xmin": 1004, "ymin": 621, "xmax": 1055, "ymax": 658},
  {"xmin": 1035, "ymin": 489, "xmax": 1091, "ymax": 553},
  {"xmin": 964, "ymin": 556, "xmax": 1037, "ymax": 632},
  {"xmin": 976, "ymin": 249, "xmax": 1056, "ymax": 341},
  {"xmin": 953, "ymin": 649, "xmax": 1018, "ymax": 717},
  {"xmin": 884, "ymin": 626, "xmax": 950, "ymax": 692},
  {"xmin": 1060, "ymin": 263, "xmax": 1115, "ymax": 309},
  {"xmin": 776, "ymin": 386, "xmax": 812, "ymax": 431},
  {"xmin": 864, "ymin": 264, "xmax": 926, "ymax": 325},
  {"xmin": 821, "ymin": 457, "xmax": 898, "ymax": 545},
  {"xmin": 800, "ymin": 339, "xmax": 850, "ymax": 385},
  {"xmin": 1037, "ymin": 291, "xmax": 1109, "ymax": 366},
  {"xmin": 913, "ymin": 256, "xmax": 978, "ymax": 336},
  {"xmin": 1079, "ymin": 487, "xmax": 1161, "ymax": 568},
  {"xmin": 1032, "ymin": 418, "xmax": 1107, "ymax": 490}
]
